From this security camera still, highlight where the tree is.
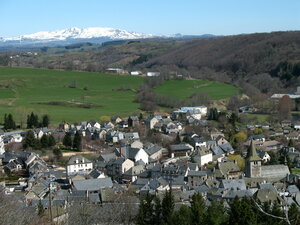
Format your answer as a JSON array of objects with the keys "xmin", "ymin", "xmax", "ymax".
[
  {"xmin": 190, "ymin": 193, "xmax": 206, "ymax": 225},
  {"xmin": 48, "ymin": 135, "xmax": 56, "ymax": 147},
  {"xmin": 73, "ymin": 131, "xmax": 82, "ymax": 151},
  {"xmin": 162, "ymin": 190, "xmax": 175, "ymax": 225},
  {"xmin": 63, "ymin": 132, "xmax": 72, "ymax": 148},
  {"xmin": 40, "ymin": 134, "xmax": 49, "ymax": 148},
  {"xmin": 3, "ymin": 114, "xmax": 16, "ymax": 130},
  {"xmin": 278, "ymin": 95, "xmax": 291, "ymax": 120},
  {"xmin": 27, "ymin": 112, "xmax": 39, "ymax": 128},
  {"xmin": 53, "ymin": 148, "xmax": 62, "ymax": 161},
  {"xmin": 208, "ymin": 108, "xmax": 219, "ymax": 121},
  {"xmin": 41, "ymin": 114, "xmax": 49, "ymax": 127},
  {"xmin": 153, "ymin": 197, "xmax": 162, "ymax": 225},
  {"xmin": 23, "ymin": 130, "xmax": 36, "ymax": 149},
  {"xmin": 136, "ymin": 193, "xmax": 154, "ymax": 225},
  {"xmin": 171, "ymin": 205, "xmax": 192, "ymax": 225},
  {"xmin": 37, "ymin": 200, "xmax": 45, "ymax": 217},
  {"xmin": 205, "ymin": 201, "xmax": 228, "ymax": 225}
]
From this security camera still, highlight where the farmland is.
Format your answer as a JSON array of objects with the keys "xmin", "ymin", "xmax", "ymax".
[
  {"xmin": 0, "ymin": 67, "xmax": 144, "ymax": 124},
  {"xmin": 154, "ymin": 80, "xmax": 240, "ymax": 100},
  {"xmin": 0, "ymin": 68, "xmax": 240, "ymax": 125}
]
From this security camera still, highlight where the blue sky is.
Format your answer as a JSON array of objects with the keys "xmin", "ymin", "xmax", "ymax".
[{"xmin": 0, "ymin": 0, "xmax": 299, "ymax": 37}]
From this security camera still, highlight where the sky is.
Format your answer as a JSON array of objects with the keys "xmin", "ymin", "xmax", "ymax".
[{"xmin": 0, "ymin": 0, "xmax": 299, "ymax": 37}]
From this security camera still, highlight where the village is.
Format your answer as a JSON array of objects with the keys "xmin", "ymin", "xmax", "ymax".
[{"xmin": 0, "ymin": 103, "xmax": 300, "ymax": 222}]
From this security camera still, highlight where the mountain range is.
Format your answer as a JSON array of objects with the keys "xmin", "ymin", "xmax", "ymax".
[{"xmin": 0, "ymin": 27, "xmax": 216, "ymax": 47}]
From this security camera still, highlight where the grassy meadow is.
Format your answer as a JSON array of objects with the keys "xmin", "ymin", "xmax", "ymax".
[
  {"xmin": 154, "ymin": 80, "xmax": 240, "ymax": 100},
  {"xmin": 0, "ymin": 67, "xmax": 144, "ymax": 125},
  {"xmin": 0, "ymin": 68, "xmax": 240, "ymax": 125}
]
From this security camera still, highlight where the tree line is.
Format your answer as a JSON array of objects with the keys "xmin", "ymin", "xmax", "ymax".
[
  {"xmin": 2, "ymin": 112, "xmax": 50, "ymax": 131},
  {"xmin": 136, "ymin": 191, "xmax": 300, "ymax": 225}
]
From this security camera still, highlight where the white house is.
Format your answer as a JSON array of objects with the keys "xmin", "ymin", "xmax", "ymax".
[
  {"xmin": 67, "ymin": 155, "xmax": 93, "ymax": 176},
  {"xmin": 195, "ymin": 146, "xmax": 213, "ymax": 166},
  {"xmin": 130, "ymin": 71, "xmax": 142, "ymax": 75},
  {"xmin": 129, "ymin": 148, "xmax": 149, "ymax": 164},
  {"xmin": 147, "ymin": 72, "xmax": 160, "ymax": 77}
]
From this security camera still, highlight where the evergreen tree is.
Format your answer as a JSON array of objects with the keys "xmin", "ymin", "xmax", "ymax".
[
  {"xmin": 289, "ymin": 203, "xmax": 300, "ymax": 225},
  {"xmin": 190, "ymin": 193, "xmax": 206, "ymax": 225},
  {"xmin": 171, "ymin": 205, "xmax": 192, "ymax": 225},
  {"xmin": 48, "ymin": 135, "xmax": 56, "ymax": 147},
  {"xmin": 23, "ymin": 130, "xmax": 37, "ymax": 149},
  {"xmin": 4, "ymin": 113, "xmax": 16, "ymax": 130},
  {"xmin": 229, "ymin": 197, "xmax": 257, "ymax": 225},
  {"xmin": 208, "ymin": 108, "xmax": 219, "ymax": 120},
  {"xmin": 63, "ymin": 132, "xmax": 72, "ymax": 149},
  {"xmin": 27, "ymin": 112, "xmax": 40, "ymax": 128},
  {"xmin": 139, "ymin": 113, "xmax": 143, "ymax": 120},
  {"xmin": 41, "ymin": 114, "xmax": 50, "ymax": 127},
  {"xmin": 153, "ymin": 196, "xmax": 162, "ymax": 225},
  {"xmin": 73, "ymin": 131, "xmax": 82, "ymax": 151},
  {"xmin": 162, "ymin": 190, "xmax": 175, "ymax": 225},
  {"xmin": 40, "ymin": 134, "xmax": 49, "ymax": 148},
  {"xmin": 205, "ymin": 201, "xmax": 228, "ymax": 225},
  {"xmin": 136, "ymin": 193, "xmax": 154, "ymax": 225}
]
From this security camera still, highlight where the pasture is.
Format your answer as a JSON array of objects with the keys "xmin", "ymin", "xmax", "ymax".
[
  {"xmin": 0, "ymin": 68, "xmax": 240, "ymax": 125},
  {"xmin": 0, "ymin": 67, "xmax": 143, "ymax": 124},
  {"xmin": 154, "ymin": 80, "xmax": 240, "ymax": 100}
]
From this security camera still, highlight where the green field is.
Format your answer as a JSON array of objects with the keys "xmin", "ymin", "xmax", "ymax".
[
  {"xmin": 0, "ymin": 67, "xmax": 144, "ymax": 124},
  {"xmin": 0, "ymin": 68, "xmax": 240, "ymax": 125},
  {"xmin": 154, "ymin": 80, "xmax": 240, "ymax": 100}
]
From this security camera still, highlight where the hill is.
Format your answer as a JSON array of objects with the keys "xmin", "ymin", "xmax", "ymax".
[{"xmin": 0, "ymin": 68, "xmax": 239, "ymax": 125}]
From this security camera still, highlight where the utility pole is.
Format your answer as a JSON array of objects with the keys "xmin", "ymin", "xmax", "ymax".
[{"xmin": 48, "ymin": 182, "xmax": 53, "ymax": 223}]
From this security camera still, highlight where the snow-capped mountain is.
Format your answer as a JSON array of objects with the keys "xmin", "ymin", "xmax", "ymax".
[{"xmin": 0, "ymin": 27, "xmax": 154, "ymax": 46}]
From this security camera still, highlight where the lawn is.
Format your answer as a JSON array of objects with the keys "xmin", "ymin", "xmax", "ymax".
[
  {"xmin": 0, "ymin": 67, "xmax": 144, "ymax": 125},
  {"xmin": 154, "ymin": 80, "xmax": 240, "ymax": 100}
]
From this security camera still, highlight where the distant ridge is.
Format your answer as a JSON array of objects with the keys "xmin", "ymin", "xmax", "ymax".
[{"xmin": 0, "ymin": 27, "xmax": 217, "ymax": 47}]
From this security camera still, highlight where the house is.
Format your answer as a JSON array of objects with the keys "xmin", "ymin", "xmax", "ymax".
[
  {"xmin": 170, "ymin": 143, "xmax": 194, "ymax": 158},
  {"xmin": 249, "ymin": 134, "xmax": 265, "ymax": 143},
  {"xmin": 219, "ymin": 143, "xmax": 234, "ymax": 155},
  {"xmin": 111, "ymin": 116, "xmax": 122, "ymax": 124},
  {"xmin": 257, "ymin": 150, "xmax": 271, "ymax": 163},
  {"xmin": 145, "ymin": 116, "xmax": 159, "ymax": 129},
  {"xmin": 145, "ymin": 145, "xmax": 165, "ymax": 162},
  {"xmin": 66, "ymin": 155, "xmax": 93, "ymax": 176},
  {"xmin": 146, "ymin": 72, "xmax": 160, "ymax": 77},
  {"xmin": 123, "ymin": 165, "xmax": 145, "ymax": 182},
  {"xmin": 281, "ymin": 120, "xmax": 292, "ymax": 127},
  {"xmin": 105, "ymin": 130, "xmax": 124, "ymax": 143},
  {"xmin": 106, "ymin": 158, "xmax": 134, "ymax": 178},
  {"xmin": 215, "ymin": 136, "xmax": 228, "ymax": 146},
  {"xmin": 286, "ymin": 132, "xmax": 300, "ymax": 140},
  {"xmin": 194, "ymin": 146, "xmax": 213, "ymax": 166},
  {"xmin": 128, "ymin": 116, "xmax": 139, "ymax": 127},
  {"xmin": 293, "ymin": 122, "xmax": 300, "ymax": 130},
  {"xmin": 187, "ymin": 170, "xmax": 208, "ymax": 187},
  {"xmin": 172, "ymin": 106, "xmax": 207, "ymax": 120},
  {"xmin": 130, "ymin": 71, "xmax": 142, "ymax": 76},
  {"xmin": 215, "ymin": 160, "xmax": 241, "ymax": 179}
]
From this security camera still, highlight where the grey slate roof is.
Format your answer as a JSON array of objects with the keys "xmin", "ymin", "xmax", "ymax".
[
  {"xmin": 73, "ymin": 178, "xmax": 113, "ymax": 191},
  {"xmin": 67, "ymin": 155, "xmax": 92, "ymax": 165},
  {"xmin": 221, "ymin": 179, "xmax": 246, "ymax": 190}
]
